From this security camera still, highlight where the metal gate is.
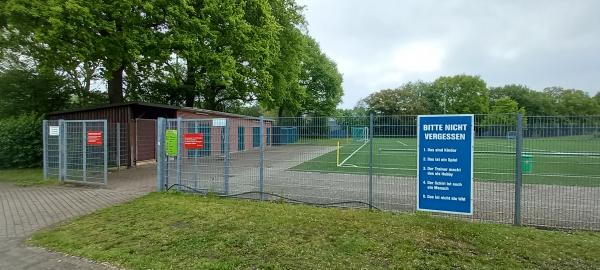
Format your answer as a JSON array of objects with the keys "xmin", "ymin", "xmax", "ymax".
[
  {"xmin": 157, "ymin": 118, "xmax": 231, "ymax": 193},
  {"xmin": 43, "ymin": 119, "xmax": 108, "ymax": 185}
]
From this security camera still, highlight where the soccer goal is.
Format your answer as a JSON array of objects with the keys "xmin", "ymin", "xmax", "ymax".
[{"xmin": 351, "ymin": 127, "xmax": 369, "ymax": 142}]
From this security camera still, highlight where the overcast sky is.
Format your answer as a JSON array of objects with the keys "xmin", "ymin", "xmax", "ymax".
[{"xmin": 297, "ymin": 0, "xmax": 600, "ymax": 108}]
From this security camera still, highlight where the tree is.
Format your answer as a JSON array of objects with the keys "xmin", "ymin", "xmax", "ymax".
[
  {"xmin": 426, "ymin": 75, "xmax": 490, "ymax": 114},
  {"xmin": 544, "ymin": 87, "xmax": 600, "ymax": 115},
  {"xmin": 264, "ymin": 0, "xmax": 307, "ymax": 117},
  {"xmin": 3, "ymin": 0, "xmax": 171, "ymax": 104},
  {"xmin": 481, "ymin": 97, "xmax": 526, "ymax": 126},
  {"xmin": 158, "ymin": 0, "xmax": 280, "ymax": 111},
  {"xmin": 299, "ymin": 36, "xmax": 343, "ymax": 116},
  {"xmin": 364, "ymin": 81, "xmax": 429, "ymax": 115},
  {"xmin": 490, "ymin": 84, "xmax": 556, "ymax": 116},
  {"xmin": 0, "ymin": 67, "xmax": 71, "ymax": 117}
]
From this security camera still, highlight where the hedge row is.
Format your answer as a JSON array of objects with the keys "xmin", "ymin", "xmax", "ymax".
[{"xmin": 0, "ymin": 114, "xmax": 43, "ymax": 169}]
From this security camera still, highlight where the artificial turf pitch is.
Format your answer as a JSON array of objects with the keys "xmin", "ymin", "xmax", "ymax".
[{"xmin": 290, "ymin": 136, "xmax": 600, "ymax": 187}]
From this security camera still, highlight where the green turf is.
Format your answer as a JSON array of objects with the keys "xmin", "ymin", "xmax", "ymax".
[
  {"xmin": 30, "ymin": 193, "xmax": 600, "ymax": 269},
  {"xmin": 0, "ymin": 168, "xmax": 59, "ymax": 186},
  {"xmin": 291, "ymin": 136, "xmax": 600, "ymax": 187}
]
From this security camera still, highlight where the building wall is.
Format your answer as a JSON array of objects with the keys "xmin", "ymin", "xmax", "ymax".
[
  {"xmin": 177, "ymin": 110, "xmax": 272, "ymax": 156},
  {"xmin": 47, "ymin": 104, "xmax": 179, "ymax": 166}
]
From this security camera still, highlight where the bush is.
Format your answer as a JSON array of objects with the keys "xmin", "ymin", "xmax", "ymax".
[{"xmin": 0, "ymin": 114, "xmax": 44, "ymax": 169}]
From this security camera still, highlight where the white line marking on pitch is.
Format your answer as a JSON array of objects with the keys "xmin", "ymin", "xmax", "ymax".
[
  {"xmin": 338, "ymin": 140, "xmax": 369, "ymax": 167},
  {"xmin": 396, "ymin": 141, "xmax": 409, "ymax": 146}
]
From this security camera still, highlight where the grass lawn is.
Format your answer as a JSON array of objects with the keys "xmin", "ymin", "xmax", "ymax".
[
  {"xmin": 30, "ymin": 193, "xmax": 600, "ymax": 269},
  {"xmin": 0, "ymin": 168, "xmax": 58, "ymax": 186},
  {"xmin": 290, "ymin": 136, "xmax": 600, "ymax": 187}
]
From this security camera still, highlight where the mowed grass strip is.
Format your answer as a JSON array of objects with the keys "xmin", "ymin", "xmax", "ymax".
[
  {"xmin": 0, "ymin": 168, "xmax": 58, "ymax": 186},
  {"xmin": 30, "ymin": 193, "xmax": 600, "ymax": 269},
  {"xmin": 290, "ymin": 137, "xmax": 600, "ymax": 186}
]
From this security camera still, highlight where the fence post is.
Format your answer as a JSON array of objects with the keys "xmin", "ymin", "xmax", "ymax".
[
  {"xmin": 223, "ymin": 119, "xmax": 230, "ymax": 195},
  {"xmin": 103, "ymin": 120, "xmax": 108, "ymax": 185},
  {"xmin": 259, "ymin": 116, "xmax": 265, "ymax": 200},
  {"xmin": 176, "ymin": 117, "xmax": 182, "ymax": 191},
  {"xmin": 135, "ymin": 119, "xmax": 139, "ymax": 165},
  {"xmin": 514, "ymin": 113, "xmax": 523, "ymax": 226},
  {"xmin": 43, "ymin": 120, "xmax": 48, "ymax": 180},
  {"xmin": 156, "ymin": 118, "xmax": 166, "ymax": 191},
  {"xmin": 368, "ymin": 113, "xmax": 374, "ymax": 210},
  {"xmin": 59, "ymin": 119, "xmax": 66, "ymax": 182},
  {"xmin": 82, "ymin": 122, "xmax": 87, "ymax": 182},
  {"xmin": 116, "ymin": 122, "xmax": 121, "ymax": 170}
]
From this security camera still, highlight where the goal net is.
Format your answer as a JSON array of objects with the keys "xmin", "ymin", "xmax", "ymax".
[{"xmin": 351, "ymin": 127, "xmax": 369, "ymax": 142}]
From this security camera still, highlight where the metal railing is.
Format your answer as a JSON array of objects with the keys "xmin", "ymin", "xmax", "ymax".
[{"xmin": 156, "ymin": 114, "xmax": 600, "ymax": 230}]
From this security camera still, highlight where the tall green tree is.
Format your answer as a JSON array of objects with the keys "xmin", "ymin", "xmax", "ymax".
[
  {"xmin": 265, "ymin": 0, "xmax": 307, "ymax": 117},
  {"xmin": 481, "ymin": 96, "xmax": 526, "ymax": 126},
  {"xmin": 0, "ymin": 67, "xmax": 71, "ymax": 117},
  {"xmin": 3, "ymin": 0, "xmax": 171, "ymax": 104},
  {"xmin": 158, "ymin": 0, "xmax": 280, "ymax": 111},
  {"xmin": 364, "ymin": 81, "xmax": 430, "ymax": 115},
  {"xmin": 300, "ymin": 36, "xmax": 343, "ymax": 116},
  {"xmin": 544, "ymin": 87, "xmax": 600, "ymax": 115},
  {"xmin": 490, "ymin": 84, "xmax": 556, "ymax": 116},
  {"xmin": 426, "ymin": 75, "xmax": 489, "ymax": 114}
]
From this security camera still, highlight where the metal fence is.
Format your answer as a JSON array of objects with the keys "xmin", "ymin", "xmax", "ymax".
[
  {"xmin": 156, "ymin": 114, "xmax": 600, "ymax": 231},
  {"xmin": 43, "ymin": 119, "xmax": 108, "ymax": 185}
]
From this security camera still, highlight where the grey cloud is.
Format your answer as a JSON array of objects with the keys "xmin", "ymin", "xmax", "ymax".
[{"xmin": 298, "ymin": 0, "xmax": 600, "ymax": 108}]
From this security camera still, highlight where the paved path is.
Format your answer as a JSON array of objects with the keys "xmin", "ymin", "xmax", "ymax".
[{"xmin": 1, "ymin": 165, "xmax": 154, "ymax": 269}]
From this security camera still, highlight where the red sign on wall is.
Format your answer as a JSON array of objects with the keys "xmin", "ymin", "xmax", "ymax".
[
  {"xmin": 87, "ymin": 131, "xmax": 103, "ymax": 146},
  {"xmin": 184, "ymin": 133, "xmax": 204, "ymax": 149}
]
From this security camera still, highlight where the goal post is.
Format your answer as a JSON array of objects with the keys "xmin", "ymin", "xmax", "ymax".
[{"xmin": 351, "ymin": 127, "xmax": 369, "ymax": 142}]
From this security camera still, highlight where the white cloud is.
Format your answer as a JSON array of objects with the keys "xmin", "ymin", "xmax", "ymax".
[
  {"xmin": 298, "ymin": 0, "xmax": 600, "ymax": 108},
  {"xmin": 391, "ymin": 41, "xmax": 445, "ymax": 73}
]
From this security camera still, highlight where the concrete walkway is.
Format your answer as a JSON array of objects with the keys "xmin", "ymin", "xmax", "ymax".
[{"xmin": 0, "ymin": 165, "xmax": 154, "ymax": 269}]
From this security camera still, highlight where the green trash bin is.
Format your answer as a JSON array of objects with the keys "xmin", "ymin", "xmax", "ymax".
[{"xmin": 522, "ymin": 154, "xmax": 533, "ymax": 173}]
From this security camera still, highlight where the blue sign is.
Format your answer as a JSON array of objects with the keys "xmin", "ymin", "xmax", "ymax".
[{"xmin": 417, "ymin": 115, "xmax": 474, "ymax": 215}]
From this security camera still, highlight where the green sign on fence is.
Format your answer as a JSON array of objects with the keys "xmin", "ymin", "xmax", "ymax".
[{"xmin": 166, "ymin": 129, "xmax": 178, "ymax": 156}]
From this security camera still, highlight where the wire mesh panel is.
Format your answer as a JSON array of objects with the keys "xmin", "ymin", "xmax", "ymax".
[
  {"xmin": 163, "ymin": 118, "xmax": 229, "ymax": 194},
  {"xmin": 108, "ymin": 122, "xmax": 128, "ymax": 169},
  {"xmin": 227, "ymin": 118, "xmax": 261, "ymax": 197},
  {"xmin": 472, "ymin": 114, "xmax": 516, "ymax": 224},
  {"xmin": 43, "ymin": 119, "xmax": 108, "ymax": 185},
  {"xmin": 371, "ymin": 115, "xmax": 419, "ymax": 213},
  {"xmin": 43, "ymin": 120, "xmax": 61, "ymax": 180},
  {"xmin": 262, "ymin": 117, "xmax": 369, "ymax": 207},
  {"xmin": 521, "ymin": 116, "xmax": 600, "ymax": 230},
  {"xmin": 155, "ymin": 114, "xmax": 600, "ymax": 231}
]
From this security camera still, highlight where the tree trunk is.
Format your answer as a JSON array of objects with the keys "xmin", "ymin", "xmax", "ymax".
[
  {"xmin": 203, "ymin": 84, "xmax": 221, "ymax": 111},
  {"xmin": 108, "ymin": 65, "xmax": 125, "ymax": 104},
  {"xmin": 278, "ymin": 106, "xmax": 284, "ymax": 117},
  {"xmin": 184, "ymin": 65, "xmax": 196, "ymax": 107}
]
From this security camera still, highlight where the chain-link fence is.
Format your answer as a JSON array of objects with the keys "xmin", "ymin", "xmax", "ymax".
[{"xmin": 156, "ymin": 114, "xmax": 600, "ymax": 230}]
